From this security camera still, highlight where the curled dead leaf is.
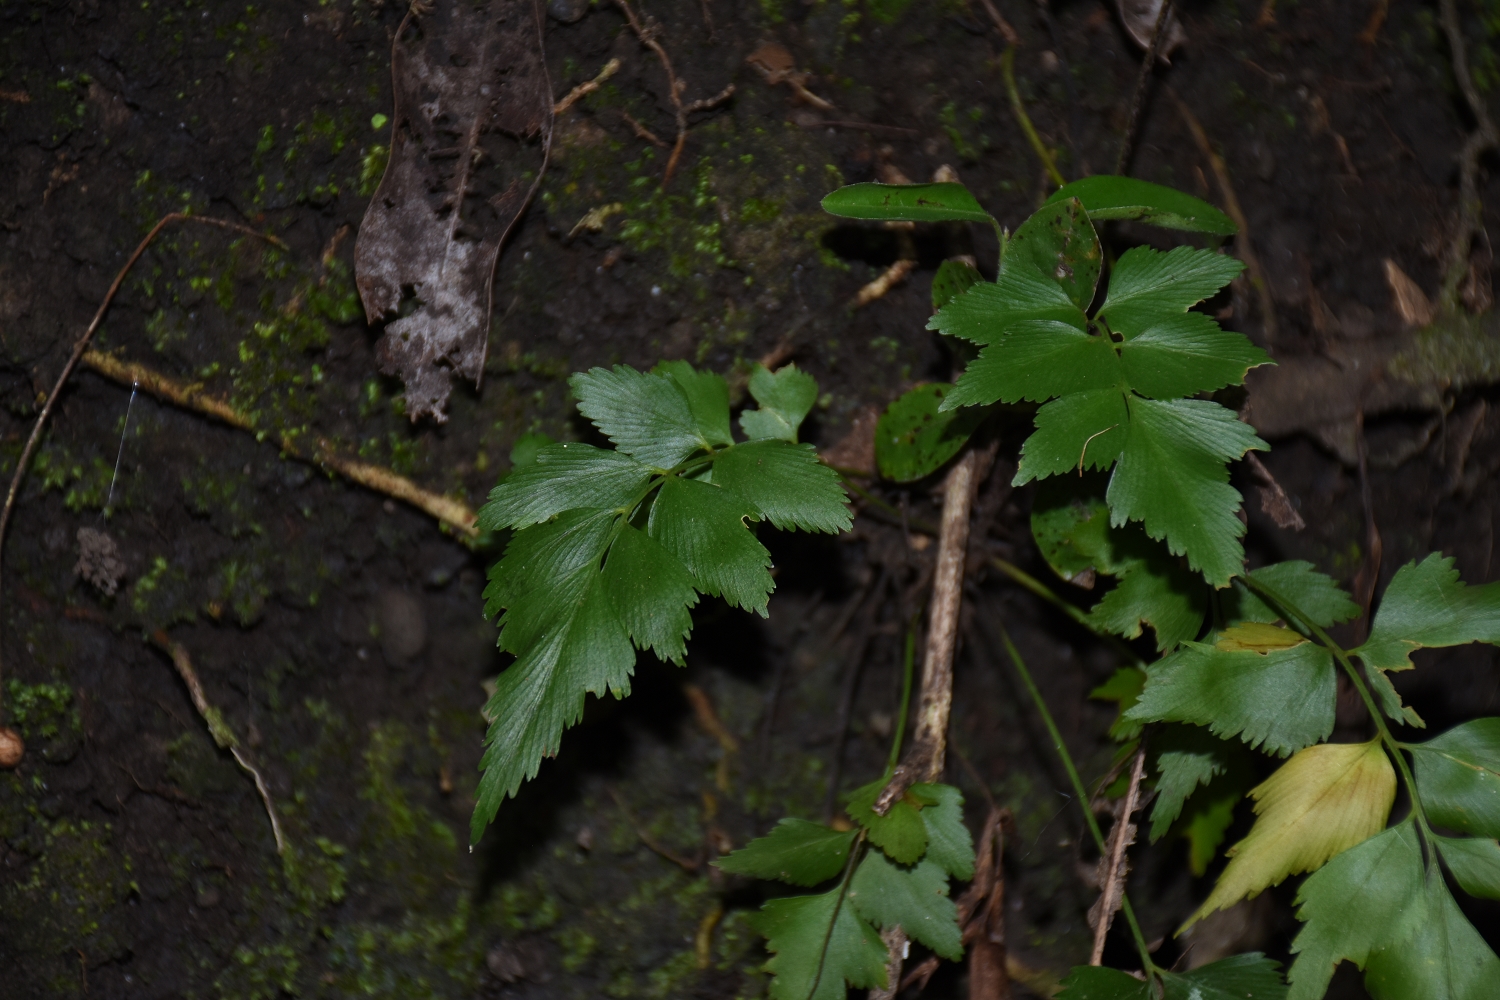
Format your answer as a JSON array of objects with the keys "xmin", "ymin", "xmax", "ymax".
[
  {"xmin": 746, "ymin": 41, "xmax": 835, "ymax": 111},
  {"xmin": 355, "ymin": 0, "xmax": 553, "ymax": 422}
]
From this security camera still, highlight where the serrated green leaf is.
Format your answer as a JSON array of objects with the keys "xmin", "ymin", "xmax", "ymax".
[
  {"xmin": 1410, "ymin": 718, "xmax": 1500, "ymax": 837},
  {"xmin": 1127, "ymin": 638, "xmax": 1336, "ymax": 756},
  {"xmin": 751, "ymin": 886, "xmax": 889, "ymax": 1000},
  {"xmin": 1150, "ymin": 725, "xmax": 1229, "ymax": 840},
  {"xmin": 714, "ymin": 818, "xmax": 856, "ymax": 886},
  {"xmin": 932, "ymin": 258, "xmax": 982, "ymax": 312},
  {"xmin": 714, "ymin": 440, "xmax": 851, "ymax": 533},
  {"xmin": 1118, "ymin": 312, "xmax": 1271, "ymax": 399},
  {"xmin": 1355, "ymin": 553, "xmax": 1500, "ymax": 672},
  {"xmin": 1056, "ymin": 965, "xmax": 1152, "ymax": 1000},
  {"xmin": 741, "ymin": 363, "xmax": 819, "ymax": 443},
  {"xmin": 1006, "ymin": 196, "xmax": 1103, "ymax": 312},
  {"xmin": 1182, "ymin": 788, "xmax": 1241, "ymax": 877},
  {"xmin": 1090, "ymin": 557, "xmax": 1207, "ymax": 652},
  {"xmin": 821, "ymin": 181, "xmax": 993, "ymax": 224},
  {"xmin": 571, "ymin": 365, "xmax": 709, "ymax": 468},
  {"xmin": 1163, "ymin": 953, "xmax": 1289, "ymax": 999},
  {"xmin": 1107, "ymin": 397, "xmax": 1266, "ymax": 586},
  {"xmin": 1363, "ymin": 868, "xmax": 1500, "ymax": 1000},
  {"xmin": 486, "ymin": 509, "xmax": 618, "ymax": 650},
  {"xmin": 846, "ymin": 779, "xmax": 928, "ymax": 864},
  {"xmin": 874, "ymin": 384, "xmax": 987, "ymax": 482},
  {"xmin": 601, "ymin": 524, "xmax": 697, "ymax": 664},
  {"xmin": 1436, "ymin": 835, "xmax": 1500, "ymax": 900},
  {"xmin": 1091, "ymin": 667, "xmax": 1148, "ymax": 741},
  {"xmin": 473, "ymin": 570, "xmax": 634, "ymax": 839},
  {"xmin": 479, "ymin": 442, "xmax": 652, "ymax": 530},
  {"xmin": 929, "ymin": 265, "xmax": 1086, "ymax": 350},
  {"xmin": 656, "ymin": 360, "xmax": 733, "ymax": 448},
  {"xmin": 948, "ymin": 319, "xmax": 1120, "ymax": 408},
  {"xmin": 910, "ymin": 782, "xmax": 974, "ymax": 880},
  {"xmin": 1286, "ymin": 819, "xmax": 1426, "ymax": 1000},
  {"xmin": 1099, "ymin": 246, "xmax": 1245, "ymax": 331},
  {"xmin": 648, "ymin": 475, "xmax": 774, "ymax": 616},
  {"xmin": 1014, "ymin": 388, "xmax": 1130, "ymax": 482},
  {"xmin": 847, "ymin": 852, "xmax": 962, "ymax": 961},
  {"xmin": 1032, "ymin": 482, "xmax": 1116, "ymax": 584},
  {"xmin": 1045, "ymin": 175, "xmax": 1237, "ymax": 234},
  {"xmin": 1225, "ymin": 562, "xmax": 1360, "ymax": 628},
  {"xmin": 1187, "ymin": 740, "xmax": 1395, "ymax": 930}
]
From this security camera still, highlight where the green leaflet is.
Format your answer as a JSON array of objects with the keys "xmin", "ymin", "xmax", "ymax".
[
  {"xmin": 1045, "ymin": 175, "xmax": 1237, "ymax": 234},
  {"xmin": 1355, "ymin": 554, "xmax": 1500, "ymax": 679},
  {"xmin": 874, "ymin": 383, "xmax": 987, "ymax": 483},
  {"xmin": 1056, "ymin": 965, "xmax": 1152, "ymax": 1000},
  {"xmin": 1224, "ymin": 562, "xmax": 1359, "ymax": 629},
  {"xmin": 1032, "ymin": 478, "xmax": 1206, "ymax": 650},
  {"xmin": 1409, "ymin": 718, "xmax": 1500, "ymax": 837},
  {"xmin": 1126, "ymin": 636, "xmax": 1336, "ymax": 756},
  {"xmin": 714, "ymin": 818, "xmax": 856, "ymax": 887},
  {"xmin": 1363, "ymin": 867, "xmax": 1500, "ymax": 1000},
  {"xmin": 1091, "ymin": 667, "xmax": 1147, "ymax": 740},
  {"xmin": 571, "ymin": 365, "xmax": 714, "ymax": 469},
  {"xmin": 714, "ymin": 440, "xmax": 852, "ymax": 533},
  {"xmin": 480, "ymin": 442, "xmax": 651, "ymax": 529},
  {"xmin": 1150, "ymin": 725, "xmax": 1229, "ymax": 840},
  {"xmin": 848, "ymin": 853, "xmax": 962, "ymax": 961},
  {"xmin": 751, "ymin": 887, "xmax": 889, "ymax": 1000},
  {"xmin": 1436, "ymin": 835, "xmax": 1500, "ymax": 900},
  {"xmin": 1286, "ymin": 819, "xmax": 1427, "ymax": 1000},
  {"xmin": 910, "ymin": 781, "xmax": 975, "ymax": 880},
  {"xmin": 820, "ymin": 181, "xmax": 993, "ymax": 224},
  {"xmin": 741, "ymin": 363, "xmax": 819, "ymax": 443},
  {"xmin": 475, "ymin": 363, "xmax": 849, "ymax": 836},
  {"xmin": 846, "ymin": 779, "xmax": 928, "ymax": 864}
]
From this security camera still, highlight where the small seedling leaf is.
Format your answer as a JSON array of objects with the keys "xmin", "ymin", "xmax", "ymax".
[
  {"xmin": 741, "ymin": 363, "xmax": 819, "ymax": 443},
  {"xmin": 715, "ymin": 440, "xmax": 851, "ymax": 534},
  {"xmin": 874, "ymin": 384, "xmax": 988, "ymax": 482},
  {"xmin": 846, "ymin": 779, "xmax": 928, "ymax": 864},
  {"xmin": 1186, "ymin": 739, "xmax": 1395, "ymax": 930},
  {"xmin": 821, "ymin": 181, "xmax": 993, "ymax": 224},
  {"xmin": 1150, "ymin": 725, "xmax": 1230, "ymax": 840},
  {"xmin": 714, "ymin": 818, "xmax": 856, "ymax": 886},
  {"xmin": 848, "ymin": 853, "xmax": 962, "ymax": 961},
  {"xmin": 649, "ymin": 475, "xmax": 774, "ymax": 616},
  {"xmin": 657, "ymin": 359, "xmax": 735, "ymax": 447},
  {"xmin": 1046, "ymin": 175, "xmax": 1237, "ymax": 234},
  {"xmin": 572, "ymin": 365, "xmax": 712, "ymax": 468},
  {"xmin": 1092, "ymin": 667, "xmax": 1148, "ymax": 741},
  {"xmin": 1410, "ymin": 718, "xmax": 1500, "ymax": 837}
]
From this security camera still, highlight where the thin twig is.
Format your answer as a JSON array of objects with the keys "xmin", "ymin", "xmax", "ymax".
[
  {"xmin": 81, "ymin": 351, "xmax": 479, "ymax": 538},
  {"xmin": 1439, "ymin": 0, "xmax": 1499, "ymax": 310},
  {"xmin": 976, "ymin": 0, "xmax": 1021, "ymax": 46},
  {"xmin": 1001, "ymin": 48, "xmax": 1065, "ymax": 189},
  {"xmin": 612, "ymin": 0, "xmax": 733, "ymax": 185},
  {"xmin": 1115, "ymin": 0, "xmax": 1175, "ymax": 175},
  {"xmin": 150, "ymin": 631, "xmax": 287, "ymax": 855},
  {"xmin": 1089, "ymin": 745, "xmax": 1146, "ymax": 965},
  {"xmin": 869, "ymin": 448, "xmax": 981, "ymax": 999},
  {"xmin": 0, "ymin": 214, "xmax": 285, "ymax": 725},
  {"xmin": 1167, "ymin": 87, "xmax": 1279, "ymax": 344},
  {"xmin": 553, "ymin": 57, "xmax": 621, "ymax": 116}
]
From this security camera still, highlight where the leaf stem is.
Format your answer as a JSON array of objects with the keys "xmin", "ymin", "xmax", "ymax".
[
  {"xmin": 808, "ymin": 828, "xmax": 869, "ymax": 1000},
  {"xmin": 1001, "ymin": 48, "xmax": 1066, "ymax": 189},
  {"xmin": 992, "ymin": 621, "xmax": 1158, "ymax": 977},
  {"xmin": 887, "ymin": 611, "xmax": 920, "ymax": 774},
  {"xmin": 1234, "ymin": 575, "xmax": 1431, "ymax": 833}
]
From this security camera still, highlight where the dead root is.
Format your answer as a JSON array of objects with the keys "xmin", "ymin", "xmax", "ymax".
[
  {"xmin": 612, "ymin": 0, "xmax": 734, "ymax": 185},
  {"xmin": 149, "ymin": 631, "xmax": 287, "ymax": 855},
  {"xmin": 80, "ymin": 350, "xmax": 479, "ymax": 539},
  {"xmin": 553, "ymin": 57, "xmax": 621, "ymax": 116}
]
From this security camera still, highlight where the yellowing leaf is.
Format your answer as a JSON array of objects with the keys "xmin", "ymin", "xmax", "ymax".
[
  {"xmin": 1183, "ymin": 739, "xmax": 1396, "ymax": 931},
  {"xmin": 1214, "ymin": 622, "xmax": 1307, "ymax": 654}
]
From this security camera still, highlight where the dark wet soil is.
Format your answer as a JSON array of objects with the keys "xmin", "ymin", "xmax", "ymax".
[{"xmin": 3, "ymin": 0, "xmax": 1500, "ymax": 997}]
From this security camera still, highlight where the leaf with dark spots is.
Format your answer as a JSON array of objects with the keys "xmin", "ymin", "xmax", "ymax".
[{"xmin": 355, "ymin": 0, "xmax": 552, "ymax": 422}]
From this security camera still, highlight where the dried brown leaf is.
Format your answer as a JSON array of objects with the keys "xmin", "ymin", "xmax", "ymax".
[
  {"xmin": 355, "ymin": 0, "xmax": 552, "ymax": 422},
  {"xmin": 1383, "ymin": 258, "xmax": 1436, "ymax": 328}
]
